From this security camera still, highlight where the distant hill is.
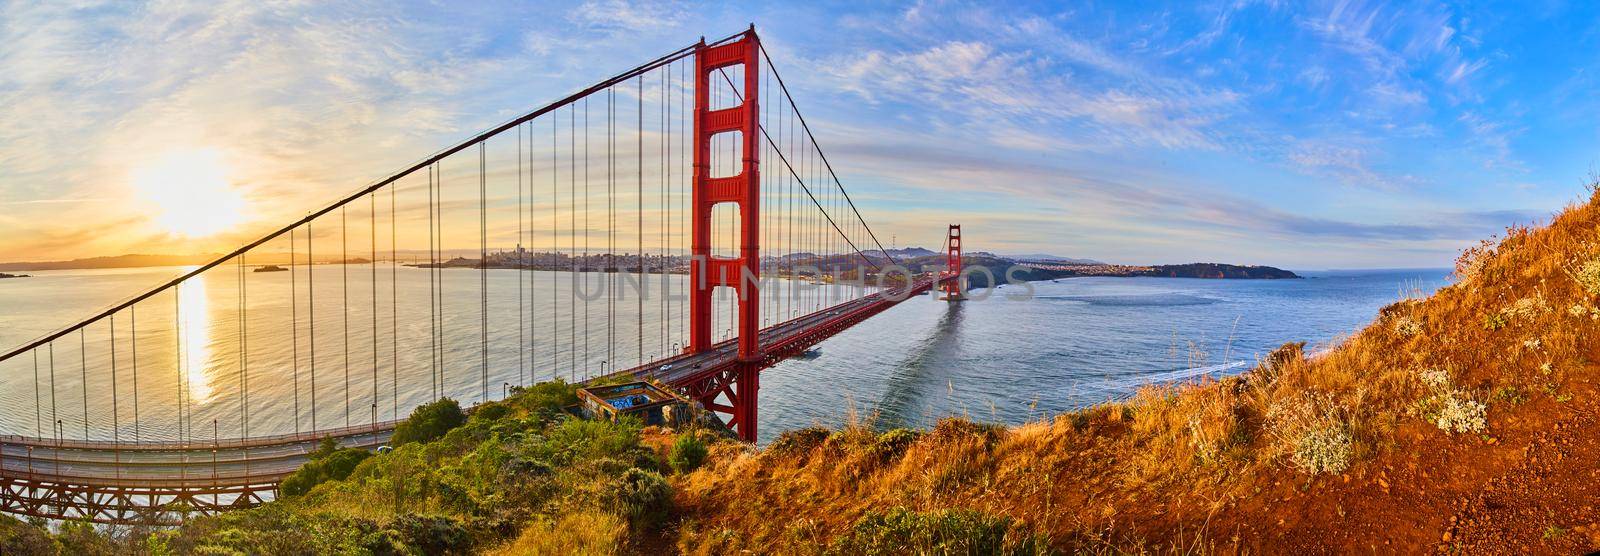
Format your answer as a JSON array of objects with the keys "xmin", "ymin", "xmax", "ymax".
[
  {"xmin": 0, "ymin": 253, "xmax": 223, "ymax": 271},
  {"xmin": 883, "ymin": 247, "xmax": 937, "ymax": 258},
  {"xmin": 1007, "ymin": 253, "xmax": 1105, "ymax": 265}
]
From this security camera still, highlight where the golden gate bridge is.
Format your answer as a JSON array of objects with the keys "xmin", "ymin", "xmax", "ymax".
[{"xmin": 0, "ymin": 28, "xmax": 964, "ymax": 524}]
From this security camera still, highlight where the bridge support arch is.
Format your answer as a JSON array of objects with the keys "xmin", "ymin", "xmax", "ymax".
[{"xmin": 690, "ymin": 29, "xmax": 762, "ymax": 441}]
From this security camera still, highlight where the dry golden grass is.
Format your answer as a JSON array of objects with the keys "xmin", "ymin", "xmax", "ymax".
[
  {"xmin": 674, "ymin": 183, "xmax": 1600, "ymax": 552},
  {"xmin": 487, "ymin": 510, "xmax": 627, "ymax": 555}
]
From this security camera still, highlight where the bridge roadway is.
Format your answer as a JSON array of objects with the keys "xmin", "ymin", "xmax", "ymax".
[{"xmin": 0, "ymin": 275, "xmax": 941, "ymax": 523}]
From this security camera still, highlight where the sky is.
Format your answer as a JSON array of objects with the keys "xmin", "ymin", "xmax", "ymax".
[{"xmin": 1, "ymin": 0, "xmax": 1597, "ymax": 269}]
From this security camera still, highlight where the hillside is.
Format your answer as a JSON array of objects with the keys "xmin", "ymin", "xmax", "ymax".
[
  {"xmin": 673, "ymin": 185, "xmax": 1600, "ymax": 553},
  {"xmin": 4, "ymin": 193, "xmax": 1599, "ymax": 553}
]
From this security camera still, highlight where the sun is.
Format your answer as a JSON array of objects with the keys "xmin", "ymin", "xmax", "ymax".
[{"xmin": 130, "ymin": 147, "xmax": 246, "ymax": 237}]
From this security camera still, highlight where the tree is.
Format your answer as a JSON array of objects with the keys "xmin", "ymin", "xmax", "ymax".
[{"xmin": 392, "ymin": 398, "xmax": 467, "ymax": 446}]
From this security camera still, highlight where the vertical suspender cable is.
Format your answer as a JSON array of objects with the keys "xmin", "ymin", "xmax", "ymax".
[
  {"xmin": 309, "ymin": 222, "xmax": 318, "ymax": 430},
  {"xmin": 428, "ymin": 166, "xmax": 437, "ymax": 401},
  {"xmin": 132, "ymin": 299, "xmax": 139, "ymax": 442},
  {"xmin": 291, "ymin": 228, "xmax": 300, "ymax": 433},
  {"xmin": 371, "ymin": 193, "xmax": 379, "ymax": 422},
  {"xmin": 175, "ymin": 289, "xmax": 184, "ymax": 443},
  {"xmin": 390, "ymin": 184, "xmax": 399, "ymax": 419},
  {"xmin": 517, "ymin": 118, "xmax": 525, "ymax": 390},
  {"xmin": 584, "ymin": 97, "xmax": 591, "ymax": 379},
  {"xmin": 435, "ymin": 164, "xmax": 446, "ymax": 399},
  {"xmin": 480, "ymin": 141, "xmax": 488, "ymax": 404},
  {"xmin": 80, "ymin": 330, "xmax": 87, "ymax": 439},
  {"xmin": 48, "ymin": 343, "xmax": 57, "ymax": 441},
  {"xmin": 637, "ymin": 75, "xmax": 644, "ymax": 366},
  {"xmin": 660, "ymin": 68, "xmax": 668, "ymax": 355},
  {"xmin": 529, "ymin": 123, "xmax": 536, "ymax": 387},
  {"xmin": 551, "ymin": 114, "xmax": 559, "ymax": 381},
  {"xmin": 111, "ymin": 317, "xmax": 119, "ymax": 447},
  {"xmin": 569, "ymin": 106, "xmax": 576, "ymax": 381},
  {"xmin": 33, "ymin": 349, "xmax": 41, "ymax": 437},
  {"xmin": 239, "ymin": 253, "xmax": 249, "ymax": 445},
  {"xmin": 608, "ymin": 88, "xmax": 615, "ymax": 372},
  {"xmin": 342, "ymin": 206, "xmax": 350, "ymax": 427}
]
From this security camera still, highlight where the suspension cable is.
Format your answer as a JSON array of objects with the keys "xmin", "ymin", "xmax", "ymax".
[{"xmin": 715, "ymin": 67, "xmax": 886, "ymax": 272}]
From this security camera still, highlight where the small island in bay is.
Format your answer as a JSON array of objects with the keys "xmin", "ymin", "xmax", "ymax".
[
  {"xmin": 1018, "ymin": 260, "xmax": 1300, "ymax": 279},
  {"xmin": 0, "ymin": 272, "xmax": 29, "ymax": 279},
  {"xmin": 253, "ymin": 265, "xmax": 288, "ymax": 273}
]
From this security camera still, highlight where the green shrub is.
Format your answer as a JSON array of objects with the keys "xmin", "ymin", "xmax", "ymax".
[
  {"xmin": 509, "ymin": 380, "xmax": 581, "ymax": 415},
  {"xmin": 534, "ymin": 417, "xmax": 642, "ymax": 466},
  {"xmin": 669, "ymin": 432, "xmax": 708, "ymax": 474},
  {"xmin": 393, "ymin": 398, "xmax": 467, "ymax": 446},
  {"xmin": 827, "ymin": 507, "xmax": 1048, "ymax": 556},
  {"xmin": 603, "ymin": 468, "xmax": 672, "ymax": 530},
  {"xmin": 281, "ymin": 439, "xmax": 374, "ymax": 497},
  {"xmin": 385, "ymin": 514, "xmax": 472, "ymax": 554},
  {"xmin": 472, "ymin": 401, "xmax": 512, "ymax": 423}
]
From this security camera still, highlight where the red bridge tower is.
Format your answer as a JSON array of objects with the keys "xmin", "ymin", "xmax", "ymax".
[
  {"xmin": 689, "ymin": 29, "xmax": 762, "ymax": 441},
  {"xmin": 942, "ymin": 224, "xmax": 963, "ymax": 301}
]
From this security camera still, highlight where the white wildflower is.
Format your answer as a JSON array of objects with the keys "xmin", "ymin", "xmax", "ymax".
[
  {"xmin": 1433, "ymin": 395, "xmax": 1488, "ymax": 434},
  {"xmin": 1393, "ymin": 317, "xmax": 1422, "ymax": 337},
  {"xmin": 1578, "ymin": 258, "xmax": 1600, "ymax": 297},
  {"xmin": 1418, "ymin": 368, "xmax": 1452, "ymax": 392},
  {"xmin": 1292, "ymin": 425, "xmax": 1352, "ymax": 475}
]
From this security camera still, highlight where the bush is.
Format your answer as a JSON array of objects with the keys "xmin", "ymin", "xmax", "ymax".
[
  {"xmin": 508, "ymin": 380, "xmax": 581, "ymax": 415},
  {"xmin": 386, "ymin": 514, "xmax": 472, "ymax": 554},
  {"xmin": 472, "ymin": 401, "xmax": 512, "ymax": 423},
  {"xmin": 872, "ymin": 428, "xmax": 922, "ymax": 461},
  {"xmin": 827, "ymin": 507, "xmax": 1047, "ymax": 556},
  {"xmin": 603, "ymin": 468, "xmax": 672, "ymax": 530},
  {"xmin": 0, "ymin": 514, "xmax": 56, "ymax": 555},
  {"xmin": 669, "ymin": 432, "xmax": 708, "ymax": 474},
  {"xmin": 281, "ymin": 438, "xmax": 373, "ymax": 496},
  {"xmin": 393, "ymin": 398, "xmax": 467, "ymax": 446},
  {"xmin": 769, "ymin": 426, "xmax": 831, "ymax": 457},
  {"xmin": 1291, "ymin": 424, "xmax": 1351, "ymax": 476}
]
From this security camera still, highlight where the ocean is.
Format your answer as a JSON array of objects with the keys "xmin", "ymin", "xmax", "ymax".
[{"xmin": 0, "ymin": 266, "xmax": 1451, "ymax": 444}]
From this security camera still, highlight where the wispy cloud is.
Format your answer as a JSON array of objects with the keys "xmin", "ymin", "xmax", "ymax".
[{"xmin": 0, "ymin": 0, "xmax": 1591, "ymax": 269}]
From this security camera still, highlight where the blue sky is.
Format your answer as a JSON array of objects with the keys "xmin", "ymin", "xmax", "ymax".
[{"xmin": 1, "ymin": 0, "xmax": 1597, "ymax": 268}]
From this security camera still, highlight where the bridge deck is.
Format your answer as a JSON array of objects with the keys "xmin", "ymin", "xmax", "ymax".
[{"xmin": 609, "ymin": 277, "xmax": 938, "ymax": 387}]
